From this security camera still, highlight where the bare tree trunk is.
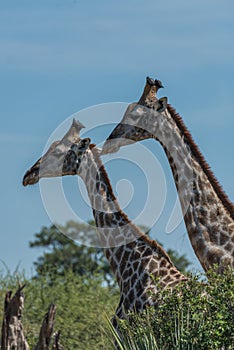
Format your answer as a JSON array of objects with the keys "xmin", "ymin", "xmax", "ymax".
[
  {"xmin": 1, "ymin": 288, "xmax": 63, "ymax": 350},
  {"xmin": 33, "ymin": 304, "xmax": 57, "ymax": 350},
  {"xmin": 1, "ymin": 284, "xmax": 30, "ymax": 350}
]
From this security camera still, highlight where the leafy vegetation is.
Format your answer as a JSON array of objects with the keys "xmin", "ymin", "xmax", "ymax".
[
  {"xmin": 108, "ymin": 267, "xmax": 234, "ymax": 350},
  {"xmin": 0, "ymin": 222, "xmax": 233, "ymax": 349},
  {"xmin": 0, "ymin": 270, "xmax": 119, "ymax": 350},
  {"xmin": 29, "ymin": 221, "xmax": 114, "ymax": 286},
  {"xmin": 1, "ymin": 267, "xmax": 233, "ymax": 349}
]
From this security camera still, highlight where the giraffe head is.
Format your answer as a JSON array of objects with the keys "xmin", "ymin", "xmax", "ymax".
[
  {"xmin": 23, "ymin": 119, "xmax": 91, "ymax": 186},
  {"xmin": 102, "ymin": 96, "xmax": 168, "ymax": 154}
]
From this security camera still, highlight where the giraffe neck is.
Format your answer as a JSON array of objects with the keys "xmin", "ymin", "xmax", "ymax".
[
  {"xmin": 146, "ymin": 104, "xmax": 234, "ymax": 271},
  {"xmin": 78, "ymin": 145, "xmax": 132, "ymax": 248},
  {"xmin": 77, "ymin": 145, "xmax": 185, "ymax": 314}
]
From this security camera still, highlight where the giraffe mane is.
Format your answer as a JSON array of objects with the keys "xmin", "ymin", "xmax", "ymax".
[
  {"xmin": 167, "ymin": 104, "xmax": 234, "ymax": 219},
  {"xmin": 89, "ymin": 143, "xmax": 174, "ymax": 265}
]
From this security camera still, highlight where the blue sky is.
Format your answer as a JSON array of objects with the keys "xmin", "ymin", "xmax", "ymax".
[{"xmin": 0, "ymin": 0, "xmax": 233, "ymax": 275}]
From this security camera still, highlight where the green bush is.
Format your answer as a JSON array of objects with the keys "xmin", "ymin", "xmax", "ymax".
[{"xmin": 109, "ymin": 267, "xmax": 234, "ymax": 350}]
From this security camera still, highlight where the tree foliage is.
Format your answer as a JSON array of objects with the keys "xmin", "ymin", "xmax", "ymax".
[{"xmin": 29, "ymin": 221, "xmax": 113, "ymax": 285}]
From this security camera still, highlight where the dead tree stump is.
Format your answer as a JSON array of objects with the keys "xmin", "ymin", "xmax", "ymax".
[
  {"xmin": 1, "ymin": 288, "xmax": 63, "ymax": 350},
  {"xmin": 1, "ymin": 284, "xmax": 30, "ymax": 350},
  {"xmin": 33, "ymin": 304, "xmax": 56, "ymax": 350}
]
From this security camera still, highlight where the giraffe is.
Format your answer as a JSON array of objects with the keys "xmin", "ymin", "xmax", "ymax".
[
  {"xmin": 102, "ymin": 77, "xmax": 234, "ymax": 272},
  {"xmin": 22, "ymin": 119, "xmax": 187, "ymax": 328}
]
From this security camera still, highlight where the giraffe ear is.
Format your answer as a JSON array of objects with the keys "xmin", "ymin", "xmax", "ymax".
[
  {"xmin": 156, "ymin": 97, "xmax": 168, "ymax": 112},
  {"xmin": 72, "ymin": 119, "xmax": 85, "ymax": 132}
]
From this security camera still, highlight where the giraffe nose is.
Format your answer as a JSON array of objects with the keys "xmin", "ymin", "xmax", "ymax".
[
  {"xmin": 22, "ymin": 165, "xmax": 40, "ymax": 186},
  {"xmin": 102, "ymin": 123, "xmax": 127, "ymax": 154}
]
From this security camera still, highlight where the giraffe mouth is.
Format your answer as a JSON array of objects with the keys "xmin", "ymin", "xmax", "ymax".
[
  {"xmin": 22, "ymin": 158, "xmax": 41, "ymax": 186},
  {"xmin": 102, "ymin": 137, "xmax": 136, "ymax": 155},
  {"xmin": 22, "ymin": 167, "xmax": 40, "ymax": 186},
  {"xmin": 102, "ymin": 135, "xmax": 138, "ymax": 154}
]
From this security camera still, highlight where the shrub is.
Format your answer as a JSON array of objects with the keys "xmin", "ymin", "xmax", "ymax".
[{"xmin": 108, "ymin": 267, "xmax": 234, "ymax": 350}]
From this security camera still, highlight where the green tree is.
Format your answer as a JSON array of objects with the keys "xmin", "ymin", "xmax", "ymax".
[{"xmin": 29, "ymin": 221, "xmax": 114, "ymax": 285}]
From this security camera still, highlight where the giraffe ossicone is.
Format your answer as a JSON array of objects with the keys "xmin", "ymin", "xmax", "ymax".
[
  {"xmin": 102, "ymin": 76, "xmax": 234, "ymax": 272},
  {"xmin": 23, "ymin": 119, "xmax": 187, "ymax": 325}
]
